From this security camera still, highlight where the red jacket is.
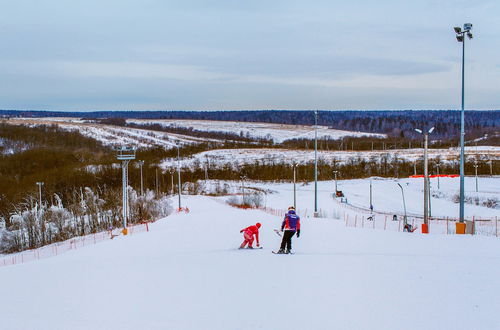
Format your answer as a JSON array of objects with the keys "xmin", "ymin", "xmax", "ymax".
[{"xmin": 241, "ymin": 225, "xmax": 260, "ymax": 244}]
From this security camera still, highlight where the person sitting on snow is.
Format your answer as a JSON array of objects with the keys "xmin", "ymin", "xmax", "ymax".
[
  {"xmin": 276, "ymin": 206, "xmax": 301, "ymax": 254},
  {"xmin": 239, "ymin": 223, "xmax": 261, "ymax": 249}
]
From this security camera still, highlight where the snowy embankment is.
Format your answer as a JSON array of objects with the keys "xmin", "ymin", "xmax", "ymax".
[{"xmin": 1, "ymin": 195, "xmax": 499, "ymax": 330}]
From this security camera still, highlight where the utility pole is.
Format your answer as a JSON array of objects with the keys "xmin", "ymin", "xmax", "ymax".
[
  {"xmin": 170, "ymin": 170, "xmax": 174, "ymax": 195},
  {"xmin": 292, "ymin": 163, "xmax": 297, "ymax": 210},
  {"xmin": 415, "ymin": 127, "xmax": 434, "ymax": 232},
  {"xmin": 369, "ymin": 179, "xmax": 373, "ymax": 212},
  {"xmin": 314, "ymin": 110, "xmax": 319, "ymax": 217},
  {"xmin": 36, "ymin": 182, "xmax": 44, "ymax": 213},
  {"xmin": 436, "ymin": 163, "xmax": 440, "ymax": 190},
  {"xmin": 177, "ymin": 146, "xmax": 182, "ymax": 210},
  {"xmin": 332, "ymin": 170, "xmax": 338, "ymax": 193},
  {"xmin": 489, "ymin": 160, "xmax": 493, "ymax": 177},
  {"xmin": 155, "ymin": 168, "xmax": 159, "ymax": 196},
  {"xmin": 397, "ymin": 183, "xmax": 408, "ymax": 228},
  {"xmin": 137, "ymin": 160, "xmax": 144, "ymax": 196},
  {"xmin": 474, "ymin": 161, "xmax": 479, "ymax": 192}
]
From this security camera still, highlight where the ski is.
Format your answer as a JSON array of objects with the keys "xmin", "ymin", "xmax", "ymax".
[
  {"xmin": 272, "ymin": 251, "xmax": 294, "ymax": 254},
  {"xmin": 273, "ymin": 229, "xmax": 282, "ymax": 237},
  {"xmin": 238, "ymin": 247, "xmax": 263, "ymax": 250}
]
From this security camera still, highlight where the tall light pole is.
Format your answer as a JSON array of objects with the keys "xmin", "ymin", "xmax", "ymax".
[
  {"xmin": 137, "ymin": 160, "xmax": 144, "ymax": 196},
  {"xmin": 36, "ymin": 182, "xmax": 44, "ymax": 212},
  {"xmin": 454, "ymin": 23, "xmax": 474, "ymax": 223},
  {"xmin": 170, "ymin": 170, "xmax": 174, "ymax": 195},
  {"xmin": 473, "ymin": 161, "xmax": 479, "ymax": 192},
  {"xmin": 292, "ymin": 163, "xmax": 297, "ymax": 210},
  {"xmin": 176, "ymin": 146, "xmax": 182, "ymax": 210},
  {"xmin": 435, "ymin": 163, "xmax": 440, "ymax": 190},
  {"xmin": 415, "ymin": 127, "xmax": 434, "ymax": 230},
  {"xmin": 369, "ymin": 179, "xmax": 373, "ymax": 212},
  {"xmin": 397, "ymin": 183, "xmax": 408, "ymax": 228},
  {"xmin": 488, "ymin": 160, "xmax": 493, "ymax": 177},
  {"xmin": 332, "ymin": 170, "xmax": 338, "ymax": 193},
  {"xmin": 314, "ymin": 110, "xmax": 319, "ymax": 217}
]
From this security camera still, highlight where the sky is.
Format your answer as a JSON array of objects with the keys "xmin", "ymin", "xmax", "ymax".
[{"xmin": 0, "ymin": 0, "xmax": 499, "ymax": 111}]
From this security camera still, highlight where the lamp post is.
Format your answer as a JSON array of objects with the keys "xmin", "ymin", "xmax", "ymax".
[
  {"xmin": 454, "ymin": 23, "xmax": 474, "ymax": 223},
  {"xmin": 36, "ymin": 182, "xmax": 44, "ymax": 212},
  {"xmin": 415, "ymin": 127, "xmax": 434, "ymax": 231},
  {"xmin": 176, "ymin": 145, "xmax": 182, "ymax": 210},
  {"xmin": 332, "ymin": 170, "xmax": 338, "ymax": 193},
  {"xmin": 314, "ymin": 110, "xmax": 319, "ymax": 217},
  {"xmin": 292, "ymin": 163, "xmax": 297, "ymax": 210},
  {"xmin": 488, "ymin": 160, "xmax": 493, "ymax": 177},
  {"xmin": 397, "ymin": 183, "xmax": 408, "ymax": 228},
  {"xmin": 137, "ymin": 160, "xmax": 144, "ymax": 196},
  {"xmin": 435, "ymin": 163, "xmax": 440, "ymax": 190},
  {"xmin": 369, "ymin": 179, "xmax": 373, "ymax": 212},
  {"xmin": 473, "ymin": 161, "xmax": 479, "ymax": 192},
  {"xmin": 169, "ymin": 169, "xmax": 174, "ymax": 195}
]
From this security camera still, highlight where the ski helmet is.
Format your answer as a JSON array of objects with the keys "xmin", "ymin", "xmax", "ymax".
[
  {"xmin": 256, "ymin": 222, "xmax": 261, "ymax": 228},
  {"xmin": 288, "ymin": 206, "xmax": 295, "ymax": 210}
]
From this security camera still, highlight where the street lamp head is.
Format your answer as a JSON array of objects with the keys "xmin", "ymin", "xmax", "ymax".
[
  {"xmin": 454, "ymin": 27, "xmax": 462, "ymax": 34},
  {"xmin": 415, "ymin": 128, "xmax": 423, "ymax": 134},
  {"xmin": 464, "ymin": 23, "xmax": 472, "ymax": 31},
  {"xmin": 456, "ymin": 35, "xmax": 464, "ymax": 42},
  {"xmin": 428, "ymin": 127, "xmax": 435, "ymax": 134},
  {"xmin": 467, "ymin": 32, "xmax": 473, "ymax": 39}
]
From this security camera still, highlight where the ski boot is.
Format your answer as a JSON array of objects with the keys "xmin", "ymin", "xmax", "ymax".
[
  {"xmin": 285, "ymin": 249, "xmax": 292, "ymax": 254},
  {"xmin": 276, "ymin": 249, "xmax": 285, "ymax": 254},
  {"xmin": 247, "ymin": 246, "xmax": 254, "ymax": 249}
]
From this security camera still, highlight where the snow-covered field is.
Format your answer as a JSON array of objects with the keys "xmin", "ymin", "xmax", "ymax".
[
  {"xmin": 1, "ymin": 193, "xmax": 499, "ymax": 330},
  {"xmin": 250, "ymin": 176, "xmax": 500, "ymax": 219},
  {"xmin": 161, "ymin": 147, "xmax": 500, "ymax": 170},
  {"xmin": 4, "ymin": 118, "xmax": 219, "ymax": 148},
  {"xmin": 128, "ymin": 118, "xmax": 386, "ymax": 143}
]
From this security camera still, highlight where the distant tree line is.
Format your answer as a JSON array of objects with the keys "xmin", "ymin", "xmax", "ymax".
[{"xmin": 2, "ymin": 109, "xmax": 498, "ymax": 142}]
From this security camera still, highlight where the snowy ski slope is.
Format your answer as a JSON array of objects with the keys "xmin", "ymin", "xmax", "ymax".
[{"xmin": 1, "ymin": 194, "xmax": 499, "ymax": 330}]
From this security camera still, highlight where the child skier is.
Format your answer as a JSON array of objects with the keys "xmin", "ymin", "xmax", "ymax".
[
  {"xmin": 239, "ymin": 223, "xmax": 261, "ymax": 249},
  {"xmin": 276, "ymin": 206, "xmax": 300, "ymax": 254}
]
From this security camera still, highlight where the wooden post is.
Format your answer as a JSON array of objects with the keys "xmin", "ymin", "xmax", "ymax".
[
  {"xmin": 446, "ymin": 217, "xmax": 449, "ymax": 235},
  {"xmin": 384, "ymin": 215, "xmax": 387, "ymax": 230},
  {"xmin": 362, "ymin": 216, "xmax": 364, "ymax": 228}
]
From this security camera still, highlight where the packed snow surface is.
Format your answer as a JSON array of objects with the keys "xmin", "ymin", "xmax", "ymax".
[{"xmin": 2, "ymin": 192, "xmax": 499, "ymax": 330}]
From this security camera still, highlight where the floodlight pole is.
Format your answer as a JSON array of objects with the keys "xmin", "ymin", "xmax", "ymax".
[
  {"xmin": 474, "ymin": 161, "xmax": 478, "ymax": 192},
  {"xmin": 415, "ymin": 127, "xmax": 434, "ymax": 227},
  {"xmin": 369, "ymin": 179, "xmax": 373, "ymax": 211},
  {"xmin": 292, "ymin": 163, "xmax": 297, "ymax": 210},
  {"xmin": 397, "ymin": 183, "xmax": 408, "ymax": 227},
  {"xmin": 333, "ymin": 170, "xmax": 338, "ymax": 193},
  {"xmin": 436, "ymin": 163, "xmax": 440, "ymax": 189},
  {"xmin": 36, "ymin": 182, "xmax": 44, "ymax": 213},
  {"xmin": 137, "ymin": 160, "xmax": 144, "ymax": 196},
  {"xmin": 314, "ymin": 110, "xmax": 319, "ymax": 217},
  {"xmin": 176, "ymin": 146, "xmax": 182, "ymax": 210},
  {"xmin": 455, "ymin": 23, "xmax": 473, "ymax": 223}
]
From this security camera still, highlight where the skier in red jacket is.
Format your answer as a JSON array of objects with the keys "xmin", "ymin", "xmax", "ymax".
[{"xmin": 239, "ymin": 223, "xmax": 261, "ymax": 249}]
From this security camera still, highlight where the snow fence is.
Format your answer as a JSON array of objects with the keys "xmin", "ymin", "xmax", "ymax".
[{"xmin": 0, "ymin": 222, "xmax": 150, "ymax": 268}]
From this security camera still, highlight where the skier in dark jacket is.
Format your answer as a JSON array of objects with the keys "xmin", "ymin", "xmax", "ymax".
[{"xmin": 277, "ymin": 206, "xmax": 300, "ymax": 254}]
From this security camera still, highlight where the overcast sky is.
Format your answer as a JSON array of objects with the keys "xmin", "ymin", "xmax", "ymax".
[{"xmin": 0, "ymin": 0, "xmax": 498, "ymax": 111}]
